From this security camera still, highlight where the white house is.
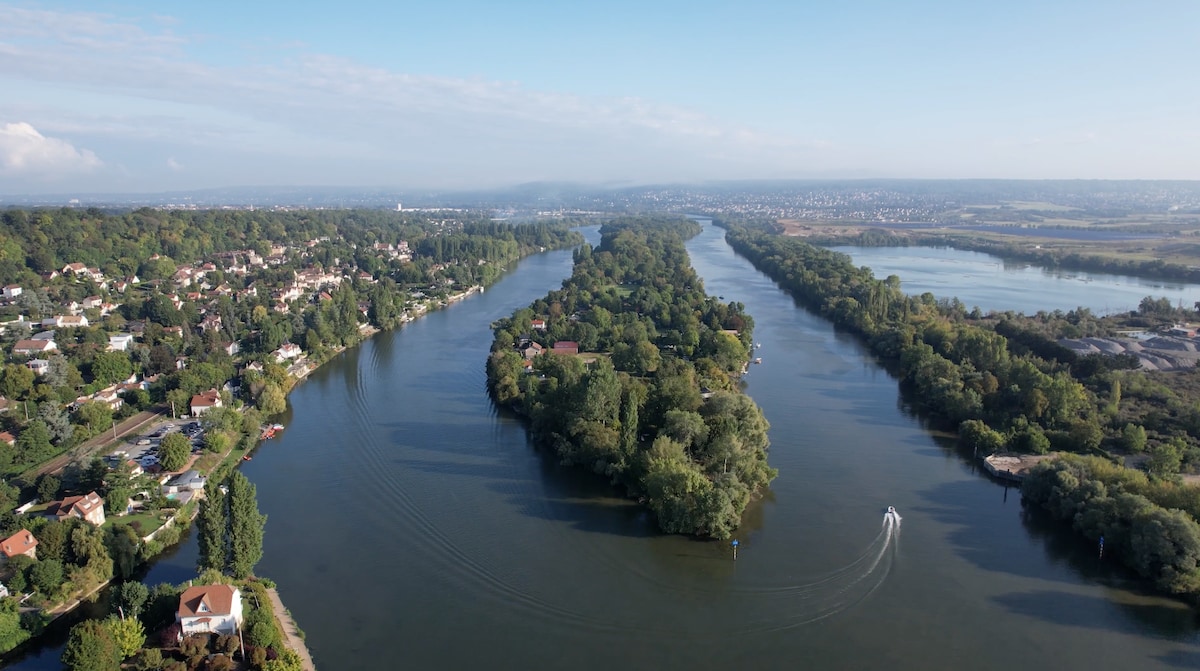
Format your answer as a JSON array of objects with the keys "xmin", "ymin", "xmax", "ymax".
[
  {"xmin": 25, "ymin": 359, "xmax": 50, "ymax": 376},
  {"xmin": 190, "ymin": 389, "xmax": 222, "ymax": 416},
  {"xmin": 108, "ymin": 333, "xmax": 135, "ymax": 351},
  {"xmin": 177, "ymin": 584, "xmax": 243, "ymax": 636},
  {"xmin": 273, "ymin": 342, "xmax": 302, "ymax": 362},
  {"xmin": 2, "ymin": 285, "xmax": 21, "ymax": 299},
  {"xmin": 162, "ymin": 470, "xmax": 206, "ymax": 496}
]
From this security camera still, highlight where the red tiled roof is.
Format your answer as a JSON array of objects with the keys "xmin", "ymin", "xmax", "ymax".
[
  {"xmin": 0, "ymin": 529, "xmax": 37, "ymax": 558},
  {"xmin": 178, "ymin": 585, "xmax": 237, "ymax": 618}
]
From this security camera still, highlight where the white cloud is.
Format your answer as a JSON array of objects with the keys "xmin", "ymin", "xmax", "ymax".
[
  {"xmin": 0, "ymin": 6, "xmax": 830, "ymax": 188},
  {"xmin": 166, "ymin": 157, "xmax": 183, "ymax": 171},
  {"xmin": 0, "ymin": 121, "xmax": 101, "ymax": 174}
]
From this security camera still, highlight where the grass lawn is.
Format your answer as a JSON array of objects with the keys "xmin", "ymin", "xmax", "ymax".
[{"xmin": 109, "ymin": 509, "xmax": 172, "ymax": 537}]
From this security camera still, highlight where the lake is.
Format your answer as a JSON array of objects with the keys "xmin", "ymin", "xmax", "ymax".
[
  {"xmin": 8, "ymin": 223, "xmax": 1200, "ymax": 670},
  {"xmin": 828, "ymin": 245, "xmax": 1200, "ymax": 315}
]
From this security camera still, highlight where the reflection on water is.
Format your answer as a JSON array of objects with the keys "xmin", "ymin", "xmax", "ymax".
[{"xmin": 8, "ymin": 223, "xmax": 1200, "ymax": 671}]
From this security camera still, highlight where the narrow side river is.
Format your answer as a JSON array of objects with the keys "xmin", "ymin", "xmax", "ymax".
[{"xmin": 10, "ymin": 223, "xmax": 1200, "ymax": 670}]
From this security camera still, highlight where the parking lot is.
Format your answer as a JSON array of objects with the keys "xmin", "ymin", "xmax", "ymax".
[{"xmin": 106, "ymin": 418, "xmax": 206, "ymax": 470}]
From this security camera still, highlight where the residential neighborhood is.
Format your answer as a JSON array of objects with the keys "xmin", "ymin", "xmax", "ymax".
[{"xmin": 0, "ymin": 207, "xmax": 581, "ymax": 666}]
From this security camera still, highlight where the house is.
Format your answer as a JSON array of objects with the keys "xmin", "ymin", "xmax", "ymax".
[
  {"xmin": 0, "ymin": 431, "xmax": 13, "ymax": 446},
  {"xmin": 199, "ymin": 314, "xmax": 223, "ymax": 332},
  {"xmin": 530, "ymin": 319, "xmax": 547, "ymax": 330},
  {"xmin": 13, "ymin": 339, "xmax": 56, "ymax": 356},
  {"xmin": 521, "ymin": 342, "xmax": 544, "ymax": 359},
  {"xmin": 177, "ymin": 584, "xmax": 244, "ymax": 636},
  {"xmin": 190, "ymin": 389, "xmax": 222, "ymax": 416},
  {"xmin": 42, "ymin": 315, "xmax": 88, "ymax": 328},
  {"xmin": 26, "ymin": 359, "xmax": 50, "ymax": 376},
  {"xmin": 224, "ymin": 341, "xmax": 241, "ymax": 356},
  {"xmin": 163, "ymin": 470, "xmax": 206, "ymax": 496},
  {"xmin": 108, "ymin": 333, "xmax": 135, "ymax": 351},
  {"xmin": 552, "ymin": 341, "xmax": 580, "ymax": 355},
  {"xmin": 0, "ymin": 529, "xmax": 38, "ymax": 562},
  {"xmin": 47, "ymin": 492, "xmax": 106, "ymax": 526},
  {"xmin": 81, "ymin": 296, "xmax": 103, "ymax": 310},
  {"xmin": 2, "ymin": 285, "xmax": 21, "ymax": 299},
  {"xmin": 273, "ymin": 342, "xmax": 302, "ymax": 362}
]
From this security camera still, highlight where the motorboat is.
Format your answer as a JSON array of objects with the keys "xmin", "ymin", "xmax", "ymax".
[{"xmin": 886, "ymin": 506, "xmax": 897, "ymax": 515}]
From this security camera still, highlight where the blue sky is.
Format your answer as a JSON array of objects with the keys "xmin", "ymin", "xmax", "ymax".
[{"xmin": 0, "ymin": 0, "xmax": 1197, "ymax": 194}]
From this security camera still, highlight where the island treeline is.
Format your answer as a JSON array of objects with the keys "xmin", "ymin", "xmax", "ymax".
[
  {"xmin": 487, "ymin": 216, "xmax": 776, "ymax": 538},
  {"xmin": 717, "ymin": 218, "xmax": 1200, "ymax": 597}
]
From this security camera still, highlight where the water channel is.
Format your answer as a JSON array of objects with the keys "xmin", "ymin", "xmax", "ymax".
[{"xmin": 9, "ymin": 222, "xmax": 1200, "ymax": 670}]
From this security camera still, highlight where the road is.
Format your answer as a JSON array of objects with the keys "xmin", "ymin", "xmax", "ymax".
[{"xmin": 20, "ymin": 407, "xmax": 167, "ymax": 481}]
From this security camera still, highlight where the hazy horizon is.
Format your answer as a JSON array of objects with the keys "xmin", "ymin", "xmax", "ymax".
[{"xmin": 2, "ymin": 1, "xmax": 1198, "ymax": 195}]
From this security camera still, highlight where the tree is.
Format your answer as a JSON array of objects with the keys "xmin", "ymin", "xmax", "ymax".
[
  {"xmin": 259, "ymin": 381, "xmax": 287, "ymax": 415},
  {"xmin": 197, "ymin": 481, "xmax": 228, "ymax": 573},
  {"xmin": 0, "ymin": 363, "xmax": 35, "ymax": 400},
  {"xmin": 36, "ymin": 473, "xmax": 62, "ymax": 502},
  {"xmin": 38, "ymin": 401, "xmax": 74, "ymax": 444},
  {"xmin": 0, "ymin": 598, "xmax": 29, "ymax": 654},
  {"xmin": 29, "ymin": 558, "xmax": 64, "ymax": 593},
  {"xmin": 16, "ymin": 419, "xmax": 54, "ymax": 464},
  {"xmin": 264, "ymin": 649, "xmax": 305, "ymax": 671},
  {"xmin": 112, "ymin": 581, "xmax": 150, "ymax": 621},
  {"xmin": 106, "ymin": 526, "xmax": 141, "ymax": 580},
  {"xmin": 158, "ymin": 432, "xmax": 190, "ymax": 472},
  {"xmin": 1122, "ymin": 423, "xmax": 1148, "ymax": 453},
  {"xmin": 227, "ymin": 471, "xmax": 266, "ymax": 578},
  {"xmin": 76, "ymin": 401, "xmax": 114, "ymax": 437},
  {"xmin": 102, "ymin": 615, "xmax": 146, "ymax": 660},
  {"xmin": 89, "ymin": 351, "xmax": 133, "ymax": 387},
  {"xmin": 61, "ymin": 619, "xmax": 121, "ymax": 671}
]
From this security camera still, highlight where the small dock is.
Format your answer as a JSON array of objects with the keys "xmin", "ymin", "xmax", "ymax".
[{"xmin": 981, "ymin": 453, "xmax": 1054, "ymax": 482}]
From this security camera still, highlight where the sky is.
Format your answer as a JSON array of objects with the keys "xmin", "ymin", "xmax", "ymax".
[{"xmin": 0, "ymin": 0, "xmax": 1198, "ymax": 194}]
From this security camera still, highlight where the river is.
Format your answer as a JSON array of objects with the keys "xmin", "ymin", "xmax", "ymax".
[
  {"xmin": 828, "ymin": 245, "xmax": 1200, "ymax": 316},
  {"xmin": 8, "ymin": 223, "xmax": 1200, "ymax": 670}
]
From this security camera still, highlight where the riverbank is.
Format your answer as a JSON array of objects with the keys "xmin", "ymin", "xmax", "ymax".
[{"xmin": 267, "ymin": 587, "xmax": 316, "ymax": 671}]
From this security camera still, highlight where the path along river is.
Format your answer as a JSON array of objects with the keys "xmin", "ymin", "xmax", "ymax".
[{"xmin": 9, "ymin": 222, "xmax": 1200, "ymax": 670}]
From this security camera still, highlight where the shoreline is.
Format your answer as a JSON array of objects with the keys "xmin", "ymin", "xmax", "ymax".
[{"xmin": 266, "ymin": 587, "xmax": 316, "ymax": 671}]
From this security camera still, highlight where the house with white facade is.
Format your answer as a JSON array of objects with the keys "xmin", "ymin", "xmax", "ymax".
[
  {"xmin": 108, "ymin": 333, "xmax": 135, "ymax": 351},
  {"xmin": 177, "ymin": 584, "xmax": 244, "ymax": 636}
]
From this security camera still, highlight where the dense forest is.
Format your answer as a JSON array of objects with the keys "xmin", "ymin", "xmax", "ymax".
[
  {"xmin": 486, "ymin": 216, "xmax": 775, "ymax": 538},
  {"xmin": 716, "ymin": 217, "xmax": 1200, "ymax": 596}
]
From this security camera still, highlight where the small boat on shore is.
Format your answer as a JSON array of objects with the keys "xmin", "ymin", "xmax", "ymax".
[{"xmin": 754, "ymin": 357, "xmax": 762, "ymax": 364}]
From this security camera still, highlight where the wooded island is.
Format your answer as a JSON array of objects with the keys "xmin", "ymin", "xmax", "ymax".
[{"xmin": 487, "ymin": 216, "xmax": 776, "ymax": 538}]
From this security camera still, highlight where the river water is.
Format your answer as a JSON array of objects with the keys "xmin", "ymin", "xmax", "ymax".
[
  {"xmin": 9, "ymin": 223, "xmax": 1200, "ymax": 670},
  {"xmin": 829, "ymin": 245, "xmax": 1200, "ymax": 316}
]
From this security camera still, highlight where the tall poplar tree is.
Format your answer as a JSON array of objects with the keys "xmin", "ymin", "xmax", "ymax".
[
  {"xmin": 196, "ymin": 481, "xmax": 227, "ymax": 573},
  {"xmin": 227, "ymin": 471, "xmax": 266, "ymax": 578}
]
